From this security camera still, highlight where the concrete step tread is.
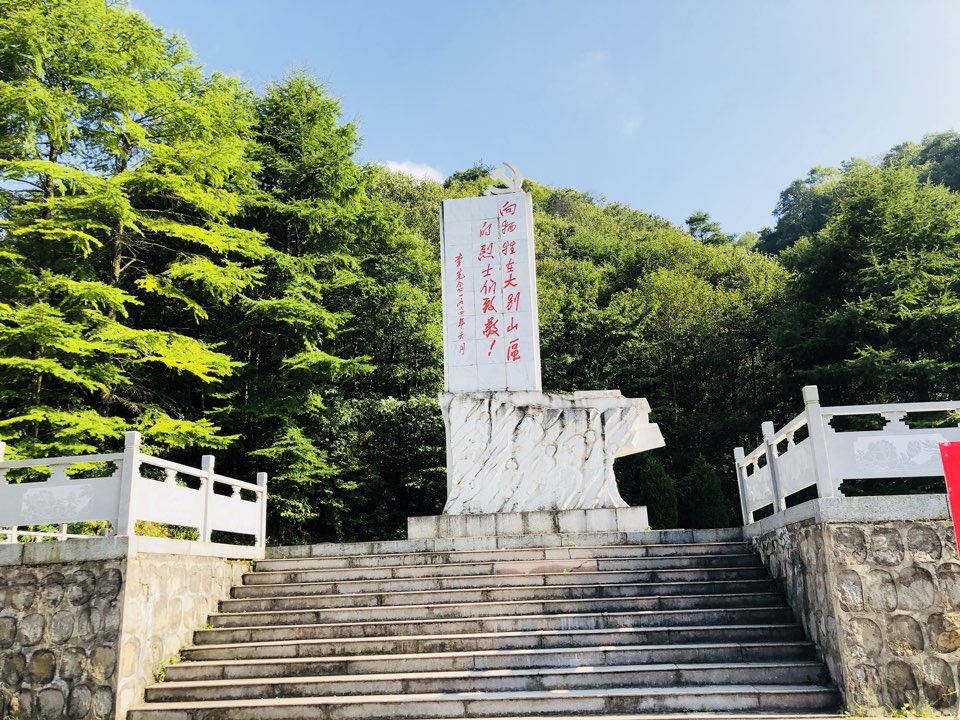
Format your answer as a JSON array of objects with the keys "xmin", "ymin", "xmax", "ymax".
[
  {"xmin": 253, "ymin": 543, "xmax": 757, "ymax": 574},
  {"xmin": 151, "ymin": 661, "xmax": 827, "ymax": 689},
  {"xmin": 266, "ymin": 716, "xmax": 844, "ymax": 720},
  {"xmin": 173, "ymin": 640, "xmax": 817, "ymax": 670},
  {"xmin": 205, "ymin": 604, "xmax": 791, "ymax": 629},
  {"xmin": 245, "ymin": 566, "xmax": 764, "ymax": 586},
  {"xmin": 131, "ymin": 683, "xmax": 838, "ymax": 711},
  {"xmin": 266, "ymin": 528, "xmax": 744, "ymax": 560},
  {"xmin": 274, "ymin": 716, "xmax": 843, "ymax": 719},
  {"xmin": 222, "ymin": 587, "xmax": 781, "ymax": 609},
  {"xmin": 189, "ymin": 623, "xmax": 805, "ymax": 652},
  {"xmin": 232, "ymin": 578, "xmax": 775, "ymax": 600}
]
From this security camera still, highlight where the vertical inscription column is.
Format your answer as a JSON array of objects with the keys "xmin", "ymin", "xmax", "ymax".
[{"xmin": 441, "ymin": 191, "xmax": 541, "ymax": 392}]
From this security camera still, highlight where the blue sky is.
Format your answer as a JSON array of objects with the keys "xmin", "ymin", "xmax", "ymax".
[{"xmin": 131, "ymin": 0, "xmax": 960, "ymax": 235}]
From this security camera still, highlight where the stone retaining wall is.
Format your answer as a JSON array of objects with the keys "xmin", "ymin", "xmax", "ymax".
[
  {"xmin": 0, "ymin": 557, "xmax": 122, "ymax": 720},
  {"xmin": 749, "ymin": 496, "xmax": 960, "ymax": 716},
  {"xmin": 0, "ymin": 538, "xmax": 247, "ymax": 720}
]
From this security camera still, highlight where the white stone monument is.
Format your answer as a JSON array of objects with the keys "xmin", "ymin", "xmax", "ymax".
[{"xmin": 427, "ymin": 163, "xmax": 665, "ymax": 536}]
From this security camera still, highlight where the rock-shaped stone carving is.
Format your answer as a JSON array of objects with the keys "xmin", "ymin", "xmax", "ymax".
[{"xmin": 441, "ymin": 390, "xmax": 665, "ymax": 514}]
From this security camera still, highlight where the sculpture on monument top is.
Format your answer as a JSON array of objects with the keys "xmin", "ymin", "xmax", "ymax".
[
  {"xmin": 483, "ymin": 162, "xmax": 524, "ymax": 196},
  {"xmin": 439, "ymin": 163, "xmax": 665, "ymax": 515}
]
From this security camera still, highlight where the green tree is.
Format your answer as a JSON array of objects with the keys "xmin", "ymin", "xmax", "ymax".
[
  {"xmin": 775, "ymin": 163, "xmax": 960, "ymax": 403},
  {"xmin": 756, "ymin": 166, "xmax": 842, "ymax": 254},
  {"xmin": 0, "ymin": 0, "xmax": 264, "ymax": 457},
  {"xmin": 685, "ymin": 211, "xmax": 732, "ymax": 245},
  {"xmin": 884, "ymin": 132, "xmax": 960, "ymax": 192},
  {"xmin": 676, "ymin": 454, "xmax": 730, "ymax": 529},
  {"xmin": 617, "ymin": 454, "xmax": 677, "ymax": 529},
  {"xmin": 216, "ymin": 75, "xmax": 446, "ymax": 543}
]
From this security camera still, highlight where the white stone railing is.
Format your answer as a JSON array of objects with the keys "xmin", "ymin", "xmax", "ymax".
[
  {"xmin": 0, "ymin": 431, "xmax": 267, "ymax": 551},
  {"xmin": 735, "ymin": 385, "xmax": 960, "ymax": 524}
]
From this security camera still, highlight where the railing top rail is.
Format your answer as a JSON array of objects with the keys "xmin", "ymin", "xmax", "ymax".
[
  {"xmin": 139, "ymin": 455, "xmax": 208, "ymax": 479},
  {"xmin": 770, "ymin": 411, "xmax": 808, "ymax": 444},
  {"xmin": 211, "ymin": 472, "xmax": 263, "ymax": 492},
  {"xmin": 821, "ymin": 401, "xmax": 960, "ymax": 416},
  {"xmin": 738, "ymin": 444, "xmax": 767, "ymax": 468},
  {"xmin": 139, "ymin": 455, "xmax": 262, "ymax": 493},
  {"xmin": 0, "ymin": 452, "xmax": 124, "ymax": 470}
]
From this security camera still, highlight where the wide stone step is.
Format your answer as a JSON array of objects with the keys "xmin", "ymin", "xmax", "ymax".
[
  {"xmin": 197, "ymin": 606, "xmax": 795, "ymax": 643},
  {"xmin": 255, "ymin": 543, "xmax": 755, "ymax": 573},
  {"xmin": 232, "ymin": 573, "xmax": 774, "ymax": 601},
  {"xmin": 241, "ymin": 564, "xmax": 768, "ymax": 588},
  {"xmin": 165, "ymin": 641, "xmax": 819, "ymax": 681},
  {"xmin": 208, "ymin": 594, "xmax": 790, "ymax": 629},
  {"xmin": 221, "ymin": 587, "xmax": 782, "ymax": 615},
  {"xmin": 262, "ymin": 529, "xmax": 746, "ymax": 561},
  {"xmin": 129, "ymin": 684, "xmax": 840, "ymax": 720},
  {"xmin": 147, "ymin": 661, "xmax": 829, "ymax": 702},
  {"xmin": 184, "ymin": 623, "xmax": 808, "ymax": 660},
  {"xmin": 250, "ymin": 553, "xmax": 762, "ymax": 584}
]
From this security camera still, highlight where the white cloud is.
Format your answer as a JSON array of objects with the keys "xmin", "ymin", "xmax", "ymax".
[{"xmin": 382, "ymin": 160, "xmax": 445, "ymax": 183}]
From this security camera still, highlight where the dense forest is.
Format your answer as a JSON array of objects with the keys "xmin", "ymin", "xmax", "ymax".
[{"xmin": 3, "ymin": 0, "xmax": 960, "ymax": 542}]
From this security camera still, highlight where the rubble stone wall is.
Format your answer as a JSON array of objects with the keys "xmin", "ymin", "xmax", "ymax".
[
  {"xmin": 114, "ymin": 552, "xmax": 246, "ymax": 718},
  {"xmin": 752, "ymin": 498, "xmax": 959, "ymax": 716},
  {"xmin": 0, "ymin": 557, "xmax": 123, "ymax": 720},
  {"xmin": 0, "ymin": 539, "xmax": 246, "ymax": 720}
]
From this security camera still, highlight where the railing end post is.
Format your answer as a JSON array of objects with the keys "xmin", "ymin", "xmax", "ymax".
[
  {"xmin": 734, "ymin": 446, "xmax": 745, "ymax": 462},
  {"xmin": 256, "ymin": 472, "xmax": 268, "ymax": 550},
  {"xmin": 199, "ymin": 455, "xmax": 216, "ymax": 544},
  {"xmin": 124, "ymin": 430, "xmax": 141, "ymax": 450},
  {"xmin": 116, "ymin": 430, "xmax": 142, "ymax": 538}
]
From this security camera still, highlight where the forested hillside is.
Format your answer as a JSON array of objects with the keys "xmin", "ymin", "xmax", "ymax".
[{"xmin": 3, "ymin": 0, "xmax": 960, "ymax": 541}]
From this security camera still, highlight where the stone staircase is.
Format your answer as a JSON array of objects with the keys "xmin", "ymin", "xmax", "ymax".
[{"xmin": 128, "ymin": 528, "xmax": 841, "ymax": 719}]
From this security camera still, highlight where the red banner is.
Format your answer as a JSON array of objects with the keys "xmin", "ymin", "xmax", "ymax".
[{"xmin": 937, "ymin": 442, "xmax": 960, "ymax": 551}]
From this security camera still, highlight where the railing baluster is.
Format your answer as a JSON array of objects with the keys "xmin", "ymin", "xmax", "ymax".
[
  {"xmin": 734, "ymin": 447, "xmax": 751, "ymax": 525},
  {"xmin": 200, "ymin": 455, "xmax": 215, "ymax": 544},
  {"xmin": 762, "ymin": 421, "xmax": 785, "ymax": 512},
  {"xmin": 880, "ymin": 411, "xmax": 908, "ymax": 431}
]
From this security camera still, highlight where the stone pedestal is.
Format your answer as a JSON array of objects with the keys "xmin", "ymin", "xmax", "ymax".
[
  {"xmin": 441, "ymin": 390, "xmax": 664, "ymax": 515},
  {"xmin": 409, "ymin": 507, "xmax": 649, "ymax": 540}
]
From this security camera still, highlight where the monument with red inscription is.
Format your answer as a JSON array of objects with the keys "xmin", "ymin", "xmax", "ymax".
[{"xmin": 429, "ymin": 163, "xmax": 665, "ymax": 530}]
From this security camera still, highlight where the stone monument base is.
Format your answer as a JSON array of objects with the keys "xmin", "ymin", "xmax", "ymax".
[
  {"xmin": 441, "ymin": 390, "xmax": 664, "ymax": 514},
  {"xmin": 408, "ymin": 506, "xmax": 649, "ymax": 540}
]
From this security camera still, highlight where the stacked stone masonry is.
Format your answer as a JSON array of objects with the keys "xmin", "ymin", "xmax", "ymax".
[
  {"xmin": 755, "ymin": 518, "xmax": 960, "ymax": 715},
  {"xmin": 0, "ymin": 559, "xmax": 122, "ymax": 720},
  {"xmin": 0, "ymin": 540, "xmax": 246, "ymax": 720}
]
